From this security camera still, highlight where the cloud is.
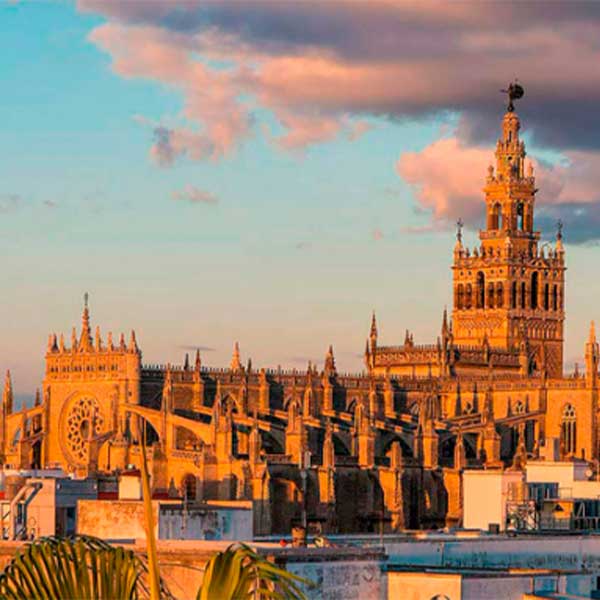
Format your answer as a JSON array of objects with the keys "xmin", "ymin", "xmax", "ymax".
[
  {"xmin": 78, "ymin": 1, "xmax": 600, "ymax": 165},
  {"xmin": 372, "ymin": 228, "xmax": 384, "ymax": 241},
  {"xmin": 396, "ymin": 136, "xmax": 600, "ymax": 243},
  {"xmin": 171, "ymin": 185, "xmax": 218, "ymax": 205},
  {"xmin": 0, "ymin": 194, "xmax": 23, "ymax": 214}
]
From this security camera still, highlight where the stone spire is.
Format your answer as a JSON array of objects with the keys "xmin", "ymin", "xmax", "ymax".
[
  {"xmin": 3, "ymin": 371, "xmax": 13, "ymax": 414},
  {"xmin": 370, "ymin": 311, "xmax": 378, "ymax": 343},
  {"xmin": 79, "ymin": 293, "xmax": 93, "ymax": 351},
  {"xmin": 195, "ymin": 348, "xmax": 201, "ymax": 371},
  {"xmin": 324, "ymin": 345, "xmax": 336, "ymax": 376},
  {"xmin": 128, "ymin": 330, "xmax": 138, "ymax": 353},
  {"xmin": 230, "ymin": 342, "xmax": 242, "ymax": 372}
]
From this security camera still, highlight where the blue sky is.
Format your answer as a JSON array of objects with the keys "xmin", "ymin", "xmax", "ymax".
[{"xmin": 2, "ymin": 1, "xmax": 599, "ymax": 395}]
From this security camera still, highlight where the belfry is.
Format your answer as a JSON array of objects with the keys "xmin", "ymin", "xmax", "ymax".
[{"xmin": 452, "ymin": 91, "xmax": 566, "ymax": 377}]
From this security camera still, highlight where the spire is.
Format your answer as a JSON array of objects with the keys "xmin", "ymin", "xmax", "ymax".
[
  {"xmin": 590, "ymin": 321, "xmax": 597, "ymax": 345},
  {"xmin": 119, "ymin": 332, "xmax": 126, "ymax": 351},
  {"xmin": 107, "ymin": 331, "xmax": 114, "ymax": 351},
  {"xmin": 3, "ymin": 371, "xmax": 13, "ymax": 414},
  {"xmin": 184, "ymin": 353, "xmax": 190, "ymax": 370},
  {"xmin": 95, "ymin": 326, "xmax": 102, "ymax": 351},
  {"xmin": 128, "ymin": 330, "xmax": 138, "ymax": 353},
  {"xmin": 556, "ymin": 219, "xmax": 564, "ymax": 254},
  {"xmin": 230, "ymin": 342, "xmax": 242, "ymax": 372},
  {"xmin": 324, "ymin": 344, "xmax": 336, "ymax": 375},
  {"xmin": 34, "ymin": 388, "xmax": 41, "ymax": 406},
  {"xmin": 195, "ymin": 348, "xmax": 201, "ymax": 371},
  {"xmin": 71, "ymin": 327, "xmax": 78, "ymax": 352},
  {"xmin": 370, "ymin": 311, "xmax": 378, "ymax": 341},
  {"xmin": 79, "ymin": 293, "xmax": 92, "ymax": 350},
  {"xmin": 442, "ymin": 307, "xmax": 449, "ymax": 338},
  {"xmin": 59, "ymin": 333, "xmax": 65, "ymax": 352}
]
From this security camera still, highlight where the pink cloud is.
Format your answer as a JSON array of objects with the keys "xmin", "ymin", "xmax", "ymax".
[{"xmin": 397, "ymin": 136, "xmax": 600, "ymax": 230}]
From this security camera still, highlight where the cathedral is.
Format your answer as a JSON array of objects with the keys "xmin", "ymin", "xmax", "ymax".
[{"xmin": 0, "ymin": 92, "xmax": 594, "ymax": 535}]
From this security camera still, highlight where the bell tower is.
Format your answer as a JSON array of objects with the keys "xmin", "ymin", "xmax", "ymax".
[{"xmin": 452, "ymin": 84, "xmax": 566, "ymax": 377}]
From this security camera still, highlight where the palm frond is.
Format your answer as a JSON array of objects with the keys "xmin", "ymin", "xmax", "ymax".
[
  {"xmin": 197, "ymin": 543, "xmax": 313, "ymax": 600},
  {"xmin": 0, "ymin": 535, "xmax": 143, "ymax": 600}
]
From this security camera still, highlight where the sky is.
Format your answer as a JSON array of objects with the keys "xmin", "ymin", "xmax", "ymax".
[{"xmin": 2, "ymin": 1, "xmax": 600, "ymax": 396}]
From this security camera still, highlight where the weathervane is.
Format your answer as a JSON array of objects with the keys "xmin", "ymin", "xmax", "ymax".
[{"xmin": 500, "ymin": 80, "xmax": 524, "ymax": 112}]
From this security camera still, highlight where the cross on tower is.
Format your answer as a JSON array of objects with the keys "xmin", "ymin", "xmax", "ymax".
[{"xmin": 456, "ymin": 218, "xmax": 464, "ymax": 242}]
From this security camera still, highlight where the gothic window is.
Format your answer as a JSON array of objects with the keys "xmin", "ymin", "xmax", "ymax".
[
  {"xmin": 496, "ymin": 283, "xmax": 504, "ymax": 308},
  {"xmin": 517, "ymin": 203, "xmax": 525, "ymax": 230},
  {"xmin": 531, "ymin": 272, "xmax": 539, "ymax": 309},
  {"xmin": 487, "ymin": 282, "xmax": 495, "ymax": 308},
  {"xmin": 465, "ymin": 284, "xmax": 473, "ymax": 309},
  {"xmin": 561, "ymin": 404, "xmax": 577, "ymax": 455},
  {"xmin": 491, "ymin": 203, "xmax": 502, "ymax": 230},
  {"xmin": 553, "ymin": 285, "xmax": 558, "ymax": 310},
  {"xmin": 514, "ymin": 400, "xmax": 525, "ymax": 414},
  {"xmin": 512, "ymin": 281, "xmax": 517, "ymax": 309},
  {"xmin": 476, "ymin": 272, "xmax": 485, "ymax": 309},
  {"xmin": 457, "ymin": 284, "xmax": 464, "ymax": 310},
  {"xmin": 544, "ymin": 283, "xmax": 550, "ymax": 310},
  {"xmin": 520, "ymin": 282, "xmax": 526, "ymax": 309}
]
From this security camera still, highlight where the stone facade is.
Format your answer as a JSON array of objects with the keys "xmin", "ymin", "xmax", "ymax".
[{"xmin": 1, "ymin": 100, "xmax": 597, "ymax": 535}]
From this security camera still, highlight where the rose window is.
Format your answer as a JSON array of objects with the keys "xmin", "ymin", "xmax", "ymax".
[{"xmin": 65, "ymin": 397, "xmax": 104, "ymax": 462}]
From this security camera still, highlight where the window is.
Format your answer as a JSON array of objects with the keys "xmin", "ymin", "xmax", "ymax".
[
  {"xmin": 490, "ymin": 203, "xmax": 502, "ymax": 230},
  {"xmin": 531, "ymin": 272, "xmax": 539, "ymax": 309},
  {"xmin": 521, "ymin": 282, "xmax": 526, "ymax": 309},
  {"xmin": 497, "ymin": 283, "xmax": 504, "ymax": 308},
  {"xmin": 457, "ymin": 284, "xmax": 464, "ymax": 310},
  {"xmin": 544, "ymin": 283, "xmax": 550, "ymax": 310},
  {"xmin": 517, "ymin": 203, "xmax": 525, "ymax": 230},
  {"xmin": 512, "ymin": 281, "xmax": 517, "ymax": 309},
  {"xmin": 561, "ymin": 404, "xmax": 577, "ymax": 455},
  {"xmin": 476, "ymin": 272, "xmax": 485, "ymax": 309},
  {"xmin": 465, "ymin": 284, "xmax": 472, "ymax": 309},
  {"xmin": 553, "ymin": 285, "xmax": 558, "ymax": 310},
  {"xmin": 488, "ymin": 282, "xmax": 495, "ymax": 308}
]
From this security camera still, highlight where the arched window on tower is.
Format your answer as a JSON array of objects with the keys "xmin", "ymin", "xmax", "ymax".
[
  {"xmin": 490, "ymin": 203, "xmax": 502, "ymax": 230},
  {"xmin": 465, "ymin": 284, "xmax": 472, "ymax": 309},
  {"xmin": 521, "ymin": 282, "xmax": 526, "ymax": 309},
  {"xmin": 544, "ymin": 283, "xmax": 550, "ymax": 310},
  {"xmin": 488, "ymin": 282, "xmax": 495, "ymax": 308},
  {"xmin": 531, "ymin": 272, "xmax": 539, "ymax": 309},
  {"xmin": 457, "ymin": 284, "xmax": 464, "ymax": 310},
  {"xmin": 517, "ymin": 203, "xmax": 525, "ymax": 231},
  {"xmin": 476, "ymin": 272, "xmax": 485, "ymax": 309},
  {"xmin": 496, "ymin": 283, "xmax": 504, "ymax": 308},
  {"xmin": 561, "ymin": 404, "xmax": 577, "ymax": 456},
  {"xmin": 553, "ymin": 285, "xmax": 558, "ymax": 310},
  {"xmin": 512, "ymin": 281, "xmax": 517, "ymax": 309}
]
